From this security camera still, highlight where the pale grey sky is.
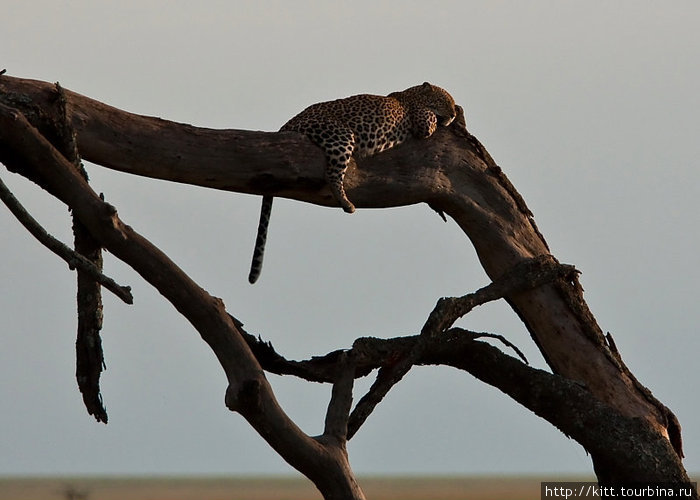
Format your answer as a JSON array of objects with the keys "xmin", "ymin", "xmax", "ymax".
[{"xmin": 2, "ymin": 1, "xmax": 698, "ymax": 478}]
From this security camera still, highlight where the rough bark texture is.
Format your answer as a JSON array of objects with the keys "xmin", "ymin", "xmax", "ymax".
[
  {"xmin": 0, "ymin": 88, "xmax": 366, "ymax": 500},
  {"xmin": 0, "ymin": 74, "xmax": 694, "ymax": 494},
  {"xmin": 51, "ymin": 83, "xmax": 110, "ymax": 424}
]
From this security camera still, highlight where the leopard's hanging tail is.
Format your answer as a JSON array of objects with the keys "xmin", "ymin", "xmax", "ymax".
[{"xmin": 248, "ymin": 195, "xmax": 273, "ymax": 284}]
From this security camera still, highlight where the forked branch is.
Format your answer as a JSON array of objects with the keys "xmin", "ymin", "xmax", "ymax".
[
  {"xmin": 0, "ymin": 97, "xmax": 366, "ymax": 500},
  {"xmin": 0, "ymin": 73, "xmax": 693, "ymax": 490}
]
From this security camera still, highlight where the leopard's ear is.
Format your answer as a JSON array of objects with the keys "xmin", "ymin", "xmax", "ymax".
[{"xmin": 422, "ymin": 82, "xmax": 433, "ymax": 89}]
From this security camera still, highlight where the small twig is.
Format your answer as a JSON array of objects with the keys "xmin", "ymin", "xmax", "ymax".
[
  {"xmin": 447, "ymin": 327, "xmax": 528, "ymax": 364},
  {"xmin": 0, "ymin": 173, "xmax": 133, "ymax": 304}
]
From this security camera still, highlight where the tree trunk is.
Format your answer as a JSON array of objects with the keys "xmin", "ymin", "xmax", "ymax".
[{"xmin": 0, "ymin": 74, "xmax": 694, "ymax": 493}]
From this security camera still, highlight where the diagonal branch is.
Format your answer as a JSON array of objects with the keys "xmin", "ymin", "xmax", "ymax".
[
  {"xmin": 0, "ymin": 172, "xmax": 133, "ymax": 304},
  {"xmin": 347, "ymin": 348, "xmax": 416, "ymax": 440},
  {"xmin": 417, "ymin": 330, "xmax": 692, "ymax": 484},
  {"xmin": 0, "ymin": 100, "xmax": 366, "ymax": 500},
  {"xmin": 421, "ymin": 254, "xmax": 578, "ymax": 337},
  {"xmin": 348, "ymin": 256, "xmax": 570, "ymax": 439}
]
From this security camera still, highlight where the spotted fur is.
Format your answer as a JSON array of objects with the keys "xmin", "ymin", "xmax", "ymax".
[{"xmin": 248, "ymin": 82, "xmax": 457, "ymax": 284}]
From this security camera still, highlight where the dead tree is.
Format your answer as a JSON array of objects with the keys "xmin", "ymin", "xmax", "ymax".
[{"xmin": 0, "ymin": 74, "xmax": 695, "ymax": 499}]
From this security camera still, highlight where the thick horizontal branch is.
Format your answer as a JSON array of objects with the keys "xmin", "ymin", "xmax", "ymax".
[{"xmin": 0, "ymin": 75, "xmax": 476, "ymax": 211}]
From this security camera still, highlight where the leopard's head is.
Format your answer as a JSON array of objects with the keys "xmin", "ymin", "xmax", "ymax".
[{"xmin": 408, "ymin": 82, "xmax": 457, "ymax": 126}]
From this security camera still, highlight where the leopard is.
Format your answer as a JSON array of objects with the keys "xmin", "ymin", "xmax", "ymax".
[{"xmin": 248, "ymin": 82, "xmax": 457, "ymax": 284}]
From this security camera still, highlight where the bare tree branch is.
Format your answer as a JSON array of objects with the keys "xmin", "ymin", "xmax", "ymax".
[
  {"xmin": 345, "ymin": 257, "xmax": 566, "ymax": 439},
  {"xmin": 0, "ymin": 172, "xmax": 132, "ymax": 304},
  {"xmin": 323, "ymin": 352, "xmax": 355, "ymax": 443},
  {"xmin": 347, "ymin": 347, "xmax": 416, "ymax": 440},
  {"xmin": 447, "ymin": 328, "xmax": 528, "ymax": 364},
  {"xmin": 51, "ymin": 81, "xmax": 111, "ymax": 423},
  {"xmin": 0, "ymin": 99, "xmax": 366, "ymax": 500},
  {"xmin": 418, "ymin": 330, "xmax": 691, "ymax": 484},
  {"xmin": 1, "ymin": 73, "xmax": 693, "ymax": 490},
  {"xmin": 347, "ymin": 257, "xmax": 569, "ymax": 439},
  {"xmin": 231, "ymin": 310, "xmax": 693, "ymax": 486},
  {"xmin": 421, "ymin": 255, "xmax": 578, "ymax": 337}
]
